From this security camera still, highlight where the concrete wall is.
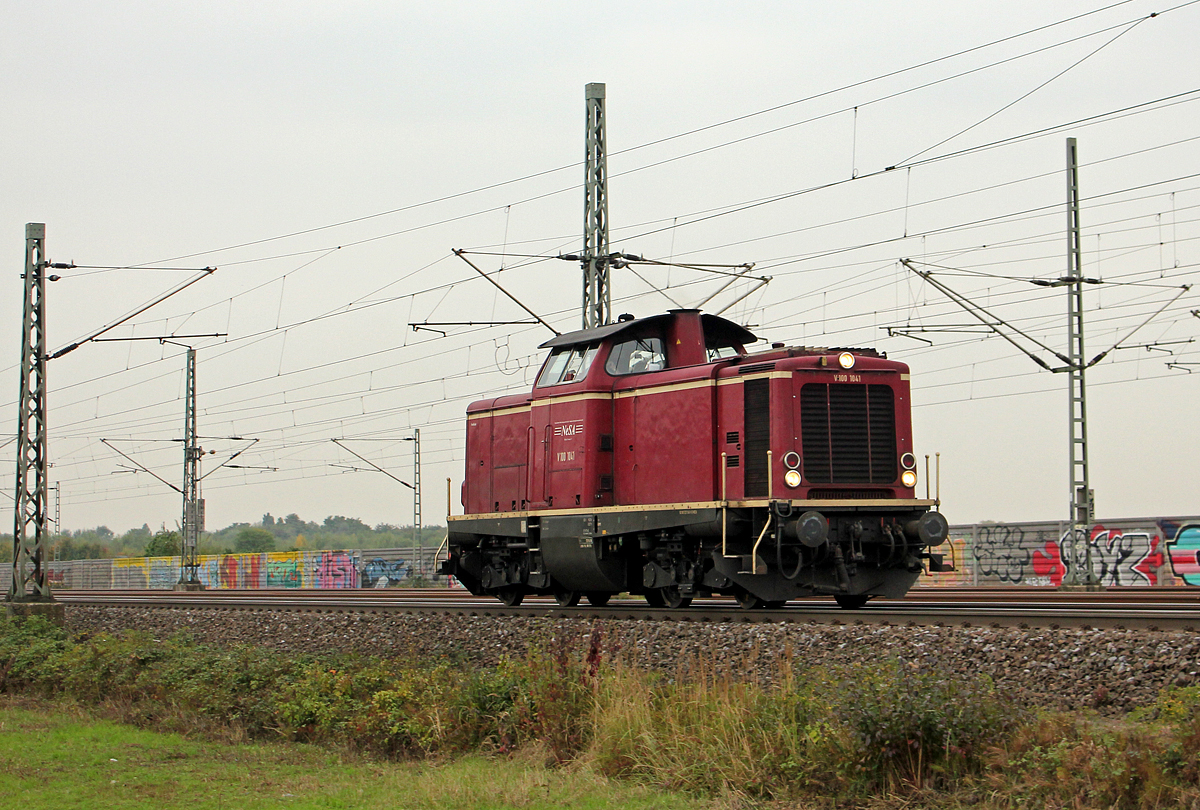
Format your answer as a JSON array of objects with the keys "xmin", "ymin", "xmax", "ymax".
[
  {"xmin": 925, "ymin": 516, "xmax": 1200, "ymax": 587},
  {"xmin": 4, "ymin": 544, "xmax": 462, "ymax": 592},
  {"xmin": 7, "ymin": 519, "xmax": 1200, "ymax": 592},
  {"xmin": 42, "ymin": 549, "xmax": 362, "ymax": 590}
]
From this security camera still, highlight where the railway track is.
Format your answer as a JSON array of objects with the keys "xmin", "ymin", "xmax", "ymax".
[{"xmin": 53, "ymin": 586, "xmax": 1200, "ymax": 631}]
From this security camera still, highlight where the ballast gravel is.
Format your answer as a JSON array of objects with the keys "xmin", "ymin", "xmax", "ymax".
[{"xmin": 64, "ymin": 604, "xmax": 1200, "ymax": 715}]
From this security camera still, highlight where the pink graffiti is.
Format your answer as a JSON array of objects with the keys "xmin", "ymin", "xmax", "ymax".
[{"xmin": 314, "ymin": 552, "xmax": 357, "ymax": 588}]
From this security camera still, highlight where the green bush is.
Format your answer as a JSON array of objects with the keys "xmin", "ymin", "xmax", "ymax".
[
  {"xmin": 989, "ymin": 685, "xmax": 1200, "ymax": 808},
  {"xmin": 151, "ymin": 640, "xmax": 304, "ymax": 732},
  {"xmin": 57, "ymin": 630, "xmax": 170, "ymax": 703},
  {"xmin": 278, "ymin": 658, "xmax": 406, "ymax": 744},
  {"xmin": 0, "ymin": 615, "xmax": 68, "ymax": 693},
  {"xmin": 24, "ymin": 615, "xmax": 1200, "ymax": 805},
  {"xmin": 834, "ymin": 660, "xmax": 1018, "ymax": 791},
  {"xmin": 996, "ymin": 712, "xmax": 1182, "ymax": 809},
  {"xmin": 343, "ymin": 663, "xmax": 523, "ymax": 755}
]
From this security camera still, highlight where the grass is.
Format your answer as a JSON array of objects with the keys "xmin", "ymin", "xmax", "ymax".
[
  {"xmin": 11, "ymin": 615, "xmax": 1200, "ymax": 808},
  {"xmin": 0, "ymin": 697, "xmax": 695, "ymax": 810}
]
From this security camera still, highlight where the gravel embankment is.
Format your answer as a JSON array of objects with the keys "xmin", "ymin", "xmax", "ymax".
[{"xmin": 66, "ymin": 605, "xmax": 1200, "ymax": 714}]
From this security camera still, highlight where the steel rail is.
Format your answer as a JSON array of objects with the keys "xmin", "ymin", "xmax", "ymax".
[
  {"xmin": 53, "ymin": 586, "xmax": 1200, "ymax": 602},
  {"xmin": 53, "ymin": 588, "xmax": 1200, "ymax": 631}
]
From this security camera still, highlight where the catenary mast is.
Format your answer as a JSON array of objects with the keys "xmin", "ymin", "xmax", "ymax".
[
  {"xmin": 177, "ymin": 347, "xmax": 204, "ymax": 589},
  {"xmin": 9, "ymin": 224, "xmax": 53, "ymax": 604},
  {"xmin": 1063, "ymin": 137, "xmax": 1097, "ymax": 586},
  {"xmin": 582, "ymin": 82, "xmax": 611, "ymax": 329}
]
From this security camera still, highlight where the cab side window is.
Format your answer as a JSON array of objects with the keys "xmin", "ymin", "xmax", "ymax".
[
  {"xmin": 706, "ymin": 345, "xmax": 740, "ymax": 361},
  {"xmin": 536, "ymin": 343, "xmax": 600, "ymax": 387},
  {"xmin": 605, "ymin": 337, "xmax": 667, "ymax": 375}
]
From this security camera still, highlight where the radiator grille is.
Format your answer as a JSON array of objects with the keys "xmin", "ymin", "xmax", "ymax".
[
  {"xmin": 743, "ymin": 379, "xmax": 770, "ymax": 496},
  {"xmin": 807, "ymin": 489, "xmax": 895, "ymax": 500},
  {"xmin": 800, "ymin": 383, "xmax": 897, "ymax": 484}
]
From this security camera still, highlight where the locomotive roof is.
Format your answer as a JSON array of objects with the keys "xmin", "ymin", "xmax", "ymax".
[{"xmin": 538, "ymin": 310, "xmax": 758, "ymax": 350}]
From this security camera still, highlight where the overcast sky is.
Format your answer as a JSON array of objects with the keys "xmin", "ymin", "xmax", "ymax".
[{"xmin": 2, "ymin": 0, "xmax": 1198, "ymax": 535}]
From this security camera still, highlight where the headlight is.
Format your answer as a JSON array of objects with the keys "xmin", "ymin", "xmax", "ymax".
[
  {"xmin": 782, "ymin": 451, "xmax": 801, "ymax": 470},
  {"xmin": 784, "ymin": 470, "xmax": 802, "ymax": 488},
  {"xmin": 901, "ymin": 469, "xmax": 917, "ymax": 488},
  {"xmin": 900, "ymin": 452, "xmax": 916, "ymax": 470},
  {"xmin": 838, "ymin": 352, "xmax": 855, "ymax": 369}
]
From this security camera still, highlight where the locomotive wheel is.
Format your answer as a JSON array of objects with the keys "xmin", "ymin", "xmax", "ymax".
[
  {"xmin": 734, "ymin": 590, "xmax": 765, "ymax": 610},
  {"xmin": 585, "ymin": 592, "xmax": 612, "ymax": 607},
  {"xmin": 643, "ymin": 590, "xmax": 666, "ymax": 607},
  {"xmin": 553, "ymin": 589, "xmax": 581, "ymax": 607},
  {"xmin": 497, "ymin": 587, "xmax": 525, "ymax": 607},
  {"xmin": 835, "ymin": 594, "xmax": 870, "ymax": 609},
  {"xmin": 660, "ymin": 586, "xmax": 693, "ymax": 609}
]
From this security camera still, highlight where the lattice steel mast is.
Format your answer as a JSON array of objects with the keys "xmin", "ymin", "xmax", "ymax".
[
  {"xmin": 51, "ymin": 484, "xmax": 61, "ymax": 562},
  {"xmin": 902, "ymin": 138, "xmax": 1189, "ymax": 588},
  {"xmin": 9, "ymin": 223, "xmax": 52, "ymax": 602},
  {"xmin": 411, "ymin": 428, "xmax": 421, "ymax": 577},
  {"xmin": 178, "ymin": 346, "xmax": 204, "ymax": 589},
  {"xmin": 582, "ymin": 82, "xmax": 611, "ymax": 329},
  {"xmin": 9, "ymin": 235, "xmax": 217, "ymax": 602},
  {"xmin": 1063, "ymin": 137, "xmax": 1097, "ymax": 586}
]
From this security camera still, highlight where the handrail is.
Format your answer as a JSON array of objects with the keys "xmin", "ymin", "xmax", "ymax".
[
  {"xmin": 721, "ymin": 452, "xmax": 729, "ymax": 558},
  {"xmin": 751, "ymin": 450, "xmax": 774, "ymax": 573},
  {"xmin": 432, "ymin": 534, "xmax": 449, "ymax": 567},
  {"xmin": 750, "ymin": 513, "xmax": 772, "ymax": 575}
]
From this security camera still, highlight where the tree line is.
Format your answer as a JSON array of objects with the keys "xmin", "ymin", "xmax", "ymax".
[{"xmin": 0, "ymin": 513, "xmax": 446, "ymax": 562}]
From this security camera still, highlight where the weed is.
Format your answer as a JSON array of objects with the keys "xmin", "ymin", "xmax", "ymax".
[
  {"xmin": 15, "ymin": 614, "xmax": 1200, "ymax": 807},
  {"xmin": 833, "ymin": 660, "xmax": 1017, "ymax": 792}
]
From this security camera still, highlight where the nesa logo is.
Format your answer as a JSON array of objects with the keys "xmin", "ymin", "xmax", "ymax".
[{"xmin": 553, "ymin": 420, "xmax": 584, "ymax": 437}]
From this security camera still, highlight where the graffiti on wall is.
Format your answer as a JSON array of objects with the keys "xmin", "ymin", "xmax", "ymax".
[
  {"xmin": 313, "ymin": 552, "xmax": 356, "ymax": 588},
  {"xmin": 46, "ymin": 550, "xmax": 361, "ymax": 590},
  {"xmin": 362, "ymin": 557, "xmax": 409, "ymax": 588},
  {"xmin": 923, "ymin": 519, "xmax": 1196, "ymax": 587},
  {"xmin": 37, "ymin": 522, "xmax": 1200, "ymax": 590},
  {"xmin": 1038, "ymin": 526, "xmax": 1164, "ymax": 587},
  {"xmin": 111, "ymin": 557, "xmax": 178, "ymax": 589},
  {"xmin": 1164, "ymin": 523, "xmax": 1200, "ymax": 585},
  {"xmin": 212, "ymin": 553, "xmax": 264, "ymax": 588},
  {"xmin": 972, "ymin": 524, "xmax": 1037, "ymax": 584},
  {"xmin": 265, "ymin": 553, "xmax": 301, "ymax": 588}
]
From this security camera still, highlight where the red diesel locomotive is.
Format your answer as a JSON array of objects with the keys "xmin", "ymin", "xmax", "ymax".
[{"xmin": 440, "ymin": 309, "xmax": 949, "ymax": 609}]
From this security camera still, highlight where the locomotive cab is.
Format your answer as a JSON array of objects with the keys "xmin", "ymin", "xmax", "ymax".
[{"xmin": 442, "ymin": 309, "xmax": 948, "ymax": 609}]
